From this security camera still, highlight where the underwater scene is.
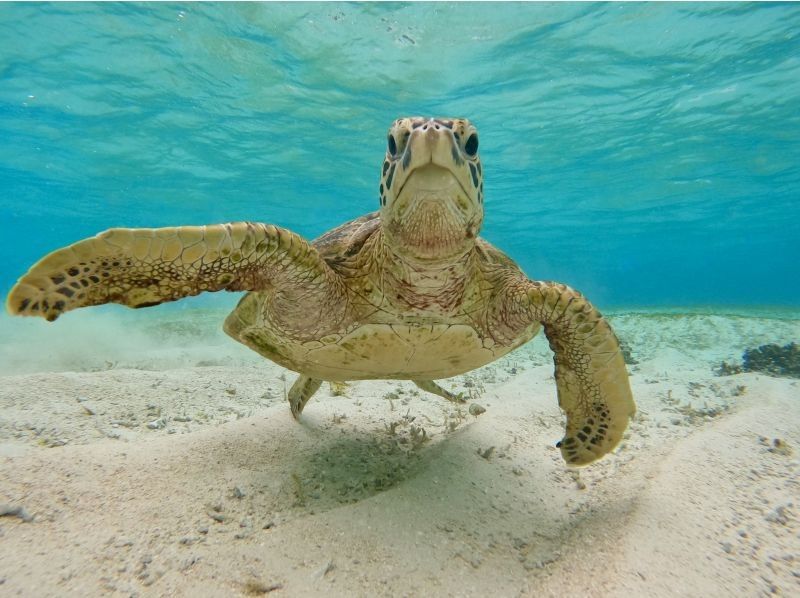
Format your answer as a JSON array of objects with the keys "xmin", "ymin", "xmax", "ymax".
[{"xmin": 0, "ymin": 2, "xmax": 798, "ymax": 596}]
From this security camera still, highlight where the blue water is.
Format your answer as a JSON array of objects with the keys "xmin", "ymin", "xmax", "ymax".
[{"xmin": 1, "ymin": 2, "xmax": 799, "ymax": 310}]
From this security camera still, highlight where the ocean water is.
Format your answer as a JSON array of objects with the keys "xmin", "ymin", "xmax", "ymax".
[
  {"xmin": 1, "ymin": 2, "xmax": 798, "ymax": 314},
  {"xmin": 3, "ymin": 6, "xmax": 800, "ymax": 596}
]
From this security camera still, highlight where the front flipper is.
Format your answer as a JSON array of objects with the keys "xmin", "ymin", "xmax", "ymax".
[
  {"xmin": 6, "ymin": 223, "xmax": 344, "ymax": 322},
  {"xmin": 519, "ymin": 280, "xmax": 635, "ymax": 465}
]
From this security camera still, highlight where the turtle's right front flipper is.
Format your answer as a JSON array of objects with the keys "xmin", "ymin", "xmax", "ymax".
[{"xmin": 6, "ymin": 223, "xmax": 344, "ymax": 322}]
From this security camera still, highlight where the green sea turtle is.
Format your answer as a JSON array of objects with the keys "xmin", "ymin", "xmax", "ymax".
[{"xmin": 6, "ymin": 117, "xmax": 635, "ymax": 465}]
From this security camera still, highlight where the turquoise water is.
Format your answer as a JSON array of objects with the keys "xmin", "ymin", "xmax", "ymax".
[{"xmin": 1, "ymin": 2, "xmax": 799, "ymax": 310}]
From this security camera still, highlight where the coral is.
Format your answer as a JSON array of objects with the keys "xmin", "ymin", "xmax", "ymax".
[
  {"xmin": 717, "ymin": 342, "xmax": 800, "ymax": 379},
  {"xmin": 743, "ymin": 342, "xmax": 800, "ymax": 378}
]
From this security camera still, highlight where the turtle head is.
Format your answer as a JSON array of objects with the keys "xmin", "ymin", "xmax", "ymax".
[{"xmin": 379, "ymin": 117, "xmax": 484, "ymax": 263}]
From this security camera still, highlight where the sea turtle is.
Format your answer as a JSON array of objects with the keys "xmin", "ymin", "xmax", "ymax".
[{"xmin": 6, "ymin": 117, "xmax": 635, "ymax": 465}]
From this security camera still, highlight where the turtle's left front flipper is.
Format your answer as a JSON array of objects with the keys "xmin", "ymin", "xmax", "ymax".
[
  {"xmin": 6, "ymin": 223, "xmax": 344, "ymax": 322},
  {"xmin": 517, "ymin": 279, "xmax": 636, "ymax": 465}
]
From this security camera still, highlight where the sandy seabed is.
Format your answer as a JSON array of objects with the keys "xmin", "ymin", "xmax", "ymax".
[{"xmin": 0, "ymin": 307, "xmax": 798, "ymax": 597}]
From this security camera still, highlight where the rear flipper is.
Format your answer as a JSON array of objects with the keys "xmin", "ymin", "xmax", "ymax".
[
  {"xmin": 413, "ymin": 379, "xmax": 465, "ymax": 404},
  {"xmin": 287, "ymin": 375, "xmax": 323, "ymax": 419}
]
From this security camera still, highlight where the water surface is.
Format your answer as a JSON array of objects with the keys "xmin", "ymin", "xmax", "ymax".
[{"xmin": 1, "ymin": 2, "xmax": 798, "ymax": 309}]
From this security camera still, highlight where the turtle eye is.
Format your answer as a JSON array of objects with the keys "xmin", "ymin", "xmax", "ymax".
[
  {"xmin": 387, "ymin": 134, "xmax": 398, "ymax": 157},
  {"xmin": 464, "ymin": 133, "xmax": 479, "ymax": 158}
]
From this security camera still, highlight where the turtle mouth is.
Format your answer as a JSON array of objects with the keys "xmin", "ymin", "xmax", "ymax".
[
  {"xmin": 388, "ymin": 166, "xmax": 477, "ymax": 260},
  {"xmin": 395, "ymin": 165, "xmax": 471, "ymax": 216}
]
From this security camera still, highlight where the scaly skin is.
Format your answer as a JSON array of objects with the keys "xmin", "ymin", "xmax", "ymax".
[
  {"xmin": 6, "ymin": 224, "xmax": 346, "ymax": 328},
  {"xmin": 5, "ymin": 117, "xmax": 635, "ymax": 465}
]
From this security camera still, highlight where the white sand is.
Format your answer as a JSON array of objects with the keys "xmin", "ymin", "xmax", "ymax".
[{"xmin": 0, "ymin": 308, "xmax": 798, "ymax": 596}]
